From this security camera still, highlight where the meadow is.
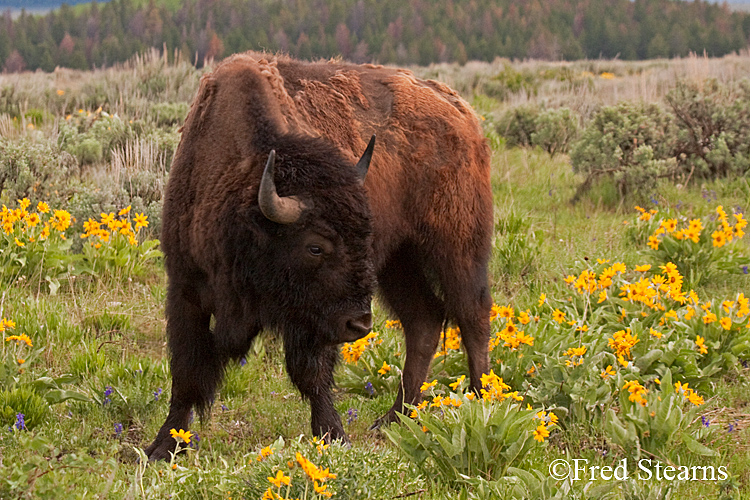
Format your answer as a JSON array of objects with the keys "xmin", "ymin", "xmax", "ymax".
[{"xmin": 0, "ymin": 50, "xmax": 749, "ymax": 499}]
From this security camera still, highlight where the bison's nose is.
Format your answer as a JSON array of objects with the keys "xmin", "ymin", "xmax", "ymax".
[{"xmin": 346, "ymin": 312, "xmax": 373, "ymax": 337}]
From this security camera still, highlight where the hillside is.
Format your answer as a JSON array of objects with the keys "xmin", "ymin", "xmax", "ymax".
[{"xmin": 1, "ymin": 0, "xmax": 749, "ymax": 72}]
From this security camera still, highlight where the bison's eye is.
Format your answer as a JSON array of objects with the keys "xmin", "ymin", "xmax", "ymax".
[{"xmin": 308, "ymin": 245, "xmax": 323, "ymax": 256}]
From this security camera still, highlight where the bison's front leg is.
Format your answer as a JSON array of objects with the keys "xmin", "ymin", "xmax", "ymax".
[
  {"xmin": 145, "ymin": 285, "xmax": 218, "ymax": 461},
  {"xmin": 285, "ymin": 343, "xmax": 346, "ymax": 442}
]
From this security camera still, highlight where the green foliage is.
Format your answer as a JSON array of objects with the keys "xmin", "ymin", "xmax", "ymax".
[
  {"xmin": 497, "ymin": 106, "xmax": 578, "ymax": 155},
  {"xmin": 0, "ymin": 138, "xmax": 77, "ymax": 203},
  {"xmin": 667, "ymin": 79, "xmax": 750, "ymax": 178},
  {"xmin": 150, "ymin": 102, "xmax": 189, "ymax": 127},
  {"xmin": 626, "ymin": 205, "xmax": 750, "ymax": 288},
  {"xmin": 497, "ymin": 105, "xmax": 540, "ymax": 148},
  {"xmin": 58, "ymin": 111, "xmax": 133, "ymax": 165},
  {"xmin": 531, "ymin": 108, "xmax": 579, "ymax": 156},
  {"xmin": 570, "ymin": 102, "xmax": 678, "ymax": 197},
  {"xmin": 492, "ymin": 210, "xmax": 543, "ymax": 284},
  {"xmin": 383, "ymin": 397, "xmax": 544, "ymax": 484}
]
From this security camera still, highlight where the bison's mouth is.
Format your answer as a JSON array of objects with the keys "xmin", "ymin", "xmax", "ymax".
[{"xmin": 338, "ymin": 310, "xmax": 372, "ymax": 343}]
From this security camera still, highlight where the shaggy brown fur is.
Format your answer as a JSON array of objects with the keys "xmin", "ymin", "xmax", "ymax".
[{"xmin": 145, "ymin": 52, "xmax": 492, "ymax": 460}]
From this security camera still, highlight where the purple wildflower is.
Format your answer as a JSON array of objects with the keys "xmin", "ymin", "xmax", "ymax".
[
  {"xmin": 347, "ymin": 408, "xmax": 358, "ymax": 425},
  {"xmin": 365, "ymin": 382, "xmax": 375, "ymax": 396},
  {"xmin": 240, "ymin": 357, "xmax": 247, "ymax": 366},
  {"xmin": 103, "ymin": 386, "xmax": 113, "ymax": 405},
  {"xmin": 114, "ymin": 423, "xmax": 123, "ymax": 437},
  {"xmin": 743, "ymin": 266, "xmax": 748, "ymax": 275},
  {"xmin": 190, "ymin": 434, "xmax": 200, "ymax": 449},
  {"xmin": 728, "ymin": 423, "xmax": 735, "ymax": 433},
  {"xmin": 221, "ymin": 404, "xmax": 228, "ymax": 411},
  {"xmin": 701, "ymin": 416, "xmax": 710, "ymax": 427},
  {"xmin": 153, "ymin": 388, "xmax": 163, "ymax": 401},
  {"xmin": 14, "ymin": 413, "xmax": 26, "ymax": 431}
]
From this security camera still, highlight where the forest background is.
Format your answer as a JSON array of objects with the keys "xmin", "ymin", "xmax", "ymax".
[{"xmin": 3, "ymin": 0, "xmax": 750, "ymax": 73}]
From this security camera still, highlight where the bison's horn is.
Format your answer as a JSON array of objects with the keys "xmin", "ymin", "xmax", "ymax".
[
  {"xmin": 258, "ymin": 150, "xmax": 306, "ymax": 224},
  {"xmin": 355, "ymin": 135, "xmax": 376, "ymax": 184}
]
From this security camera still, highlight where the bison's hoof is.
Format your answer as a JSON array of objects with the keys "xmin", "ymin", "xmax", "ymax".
[
  {"xmin": 369, "ymin": 409, "xmax": 398, "ymax": 430},
  {"xmin": 144, "ymin": 440, "xmax": 178, "ymax": 461}
]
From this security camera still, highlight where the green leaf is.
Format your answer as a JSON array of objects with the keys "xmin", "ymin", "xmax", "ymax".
[{"xmin": 682, "ymin": 434, "xmax": 717, "ymax": 456}]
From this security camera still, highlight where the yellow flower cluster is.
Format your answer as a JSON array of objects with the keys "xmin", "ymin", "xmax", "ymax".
[
  {"xmin": 608, "ymin": 328, "xmax": 639, "ymax": 361},
  {"xmin": 488, "ymin": 305, "xmax": 535, "ymax": 352},
  {"xmin": 434, "ymin": 326, "xmax": 461, "ymax": 357},
  {"xmin": 675, "ymin": 381, "xmax": 705, "ymax": 406},
  {"xmin": 563, "ymin": 346, "xmax": 586, "ymax": 367},
  {"xmin": 620, "ymin": 262, "xmax": 686, "ymax": 309},
  {"xmin": 710, "ymin": 205, "xmax": 747, "ymax": 247},
  {"xmin": 340, "ymin": 331, "xmax": 380, "ymax": 363},
  {"xmin": 635, "ymin": 205, "xmax": 658, "ymax": 221},
  {"xmin": 564, "ymin": 263, "xmax": 627, "ymax": 297},
  {"xmin": 1, "ymin": 198, "xmax": 70, "ymax": 243},
  {"xmin": 642, "ymin": 205, "xmax": 747, "ymax": 251},
  {"xmin": 0, "ymin": 318, "xmax": 17, "ymax": 333},
  {"xmin": 429, "ymin": 394, "xmax": 463, "ymax": 408},
  {"xmin": 5, "ymin": 333, "xmax": 33, "ymax": 347},
  {"xmin": 623, "ymin": 380, "xmax": 648, "ymax": 406},
  {"xmin": 480, "ymin": 370, "xmax": 523, "ymax": 402},
  {"xmin": 81, "ymin": 206, "xmax": 148, "ymax": 248},
  {"xmin": 296, "ymin": 452, "xmax": 336, "ymax": 498},
  {"xmin": 533, "ymin": 410, "xmax": 559, "ymax": 442}
]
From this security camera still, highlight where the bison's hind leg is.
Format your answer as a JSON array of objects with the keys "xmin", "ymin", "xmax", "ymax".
[
  {"xmin": 372, "ymin": 245, "xmax": 446, "ymax": 428},
  {"xmin": 441, "ymin": 261, "xmax": 492, "ymax": 396},
  {"xmin": 145, "ymin": 283, "xmax": 217, "ymax": 461}
]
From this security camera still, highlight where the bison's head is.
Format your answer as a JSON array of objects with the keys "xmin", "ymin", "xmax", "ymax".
[{"xmin": 243, "ymin": 136, "xmax": 377, "ymax": 347}]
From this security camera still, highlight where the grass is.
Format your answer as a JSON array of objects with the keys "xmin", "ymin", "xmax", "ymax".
[{"xmin": 1, "ymin": 52, "xmax": 750, "ymax": 498}]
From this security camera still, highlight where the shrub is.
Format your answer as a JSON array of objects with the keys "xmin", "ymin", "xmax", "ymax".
[
  {"xmin": 570, "ymin": 101, "xmax": 678, "ymax": 198},
  {"xmin": 530, "ymin": 108, "xmax": 579, "ymax": 156},
  {"xmin": 496, "ymin": 105, "xmax": 540, "ymax": 148},
  {"xmin": 150, "ymin": 102, "xmax": 189, "ymax": 127},
  {"xmin": 0, "ymin": 138, "xmax": 77, "ymax": 203},
  {"xmin": 667, "ymin": 79, "xmax": 750, "ymax": 178},
  {"xmin": 497, "ymin": 106, "xmax": 578, "ymax": 155}
]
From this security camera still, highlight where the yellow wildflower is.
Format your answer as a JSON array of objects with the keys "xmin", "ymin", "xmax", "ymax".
[
  {"xmin": 169, "ymin": 428, "xmax": 193, "ymax": 444},
  {"xmin": 601, "ymin": 365, "xmax": 616, "ymax": 379},
  {"xmin": 647, "ymin": 235, "xmax": 659, "ymax": 250},
  {"xmin": 378, "ymin": 361, "xmax": 391, "ymax": 375},
  {"xmin": 449, "ymin": 375, "xmax": 465, "ymax": 391},
  {"xmin": 552, "ymin": 309, "xmax": 566, "ymax": 323},
  {"xmin": 720, "ymin": 317, "xmax": 732, "ymax": 330},
  {"xmin": 695, "ymin": 335, "xmax": 707, "ymax": 355},
  {"xmin": 134, "ymin": 212, "xmax": 149, "ymax": 230},
  {"xmin": 268, "ymin": 470, "xmax": 291, "ymax": 488},
  {"xmin": 0, "ymin": 318, "xmax": 16, "ymax": 332},
  {"xmin": 5, "ymin": 333, "xmax": 32, "ymax": 347},
  {"xmin": 538, "ymin": 293, "xmax": 546, "ymax": 306},
  {"xmin": 420, "ymin": 380, "xmax": 437, "ymax": 392},
  {"xmin": 623, "ymin": 380, "xmax": 648, "ymax": 406},
  {"xmin": 533, "ymin": 423, "xmax": 550, "ymax": 442},
  {"xmin": 257, "ymin": 446, "xmax": 273, "ymax": 461}
]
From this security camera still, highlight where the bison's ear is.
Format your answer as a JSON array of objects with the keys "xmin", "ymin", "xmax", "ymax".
[{"xmin": 355, "ymin": 135, "xmax": 376, "ymax": 184}]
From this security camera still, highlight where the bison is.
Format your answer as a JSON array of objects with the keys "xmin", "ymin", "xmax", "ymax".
[{"xmin": 145, "ymin": 52, "xmax": 493, "ymax": 460}]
